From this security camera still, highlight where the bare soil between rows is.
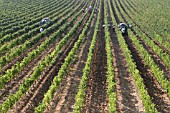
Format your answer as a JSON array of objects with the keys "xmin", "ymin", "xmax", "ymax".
[
  {"xmin": 124, "ymin": 35, "xmax": 170, "ymax": 113},
  {"xmin": 6, "ymin": 2, "xmax": 89, "ymax": 113},
  {"xmin": 44, "ymin": 1, "xmax": 97, "ymax": 113},
  {"xmin": 112, "ymin": 0, "xmax": 170, "ymax": 112},
  {"xmin": 107, "ymin": 0, "xmax": 145, "ymax": 112},
  {"xmin": 118, "ymin": 0, "xmax": 170, "ymax": 55},
  {"xmin": 82, "ymin": 1, "xmax": 109, "ymax": 112},
  {"xmin": 0, "ymin": 1, "xmax": 84, "ymax": 107},
  {"xmin": 119, "ymin": 0, "xmax": 170, "ymax": 77}
]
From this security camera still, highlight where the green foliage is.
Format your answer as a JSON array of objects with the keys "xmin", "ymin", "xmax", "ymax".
[
  {"xmin": 34, "ymin": 1, "xmax": 95, "ymax": 112},
  {"xmin": 0, "ymin": 0, "xmax": 87, "ymax": 112},
  {"xmin": 103, "ymin": 0, "xmax": 117, "ymax": 112},
  {"xmin": 116, "ymin": 0, "xmax": 170, "ymax": 97},
  {"xmin": 124, "ymin": 0, "xmax": 170, "ymax": 50},
  {"xmin": 73, "ymin": 1, "xmax": 100, "ymax": 112},
  {"xmin": 109, "ymin": 0, "xmax": 158, "ymax": 112}
]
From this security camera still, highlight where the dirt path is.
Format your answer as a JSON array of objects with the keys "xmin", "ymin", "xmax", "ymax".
[
  {"xmin": 0, "ymin": 0, "xmax": 77, "ymax": 74},
  {"xmin": 0, "ymin": 39, "xmax": 58, "ymax": 106},
  {"xmin": 54, "ymin": 12, "xmax": 96, "ymax": 113},
  {"xmin": 111, "ymin": 0, "xmax": 170, "ymax": 112},
  {"xmin": 132, "ymin": 33, "xmax": 170, "ymax": 80},
  {"xmin": 0, "ymin": 1, "xmax": 84, "ymax": 107},
  {"xmin": 4, "ymin": 2, "xmax": 85, "ymax": 113},
  {"xmin": 44, "ymin": 22, "xmax": 93, "ymax": 113},
  {"xmin": 120, "ymin": 0, "xmax": 170, "ymax": 79},
  {"xmin": 118, "ymin": 0, "xmax": 170, "ymax": 55},
  {"xmin": 120, "ymin": 0, "xmax": 170, "ymax": 77},
  {"xmin": 82, "ymin": 1, "xmax": 109, "ymax": 112},
  {"xmin": 44, "ymin": 2, "xmax": 97, "ymax": 113},
  {"xmin": 7, "ymin": 4, "xmax": 91, "ymax": 113},
  {"xmin": 124, "ymin": 35, "xmax": 170, "ymax": 113},
  {"xmin": 107, "ymin": 0, "xmax": 145, "ymax": 112}
]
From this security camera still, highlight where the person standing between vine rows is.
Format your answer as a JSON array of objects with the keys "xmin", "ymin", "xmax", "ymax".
[{"xmin": 118, "ymin": 22, "xmax": 128, "ymax": 36}]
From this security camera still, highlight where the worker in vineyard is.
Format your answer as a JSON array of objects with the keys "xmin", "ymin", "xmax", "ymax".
[
  {"xmin": 118, "ymin": 22, "xmax": 128, "ymax": 36},
  {"xmin": 82, "ymin": 8, "xmax": 85, "ymax": 13},
  {"xmin": 88, "ymin": 6, "xmax": 93, "ymax": 13},
  {"xmin": 102, "ymin": 21, "xmax": 115, "ymax": 31},
  {"xmin": 94, "ymin": 7, "xmax": 98, "ymax": 13},
  {"xmin": 40, "ymin": 28, "xmax": 44, "ymax": 32},
  {"xmin": 39, "ymin": 17, "xmax": 50, "ymax": 26},
  {"xmin": 39, "ymin": 17, "xmax": 50, "ymax": 33}
]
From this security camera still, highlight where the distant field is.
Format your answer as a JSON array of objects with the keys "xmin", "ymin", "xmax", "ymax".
[{"xmin": 0, "ymin": 0, "xmax": 169, "ymax": 113}]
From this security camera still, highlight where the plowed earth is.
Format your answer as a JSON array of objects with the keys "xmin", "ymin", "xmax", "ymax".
[{"xmin": 0, "ymin": 0, "xmax": 169, "ymax": 113}]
